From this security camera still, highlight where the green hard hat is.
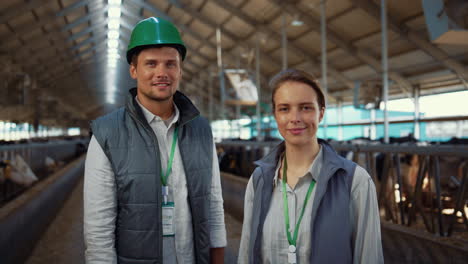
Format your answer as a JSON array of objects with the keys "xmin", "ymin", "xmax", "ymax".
[{"xmin": 126, "ymin": 17, "xmax": 186, "ymax": 64}]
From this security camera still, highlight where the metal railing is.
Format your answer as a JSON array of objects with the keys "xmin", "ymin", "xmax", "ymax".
[
  {"xmin": 0, "ymin": 138, "xmax": 89, "ymax": 206},
  {"xmin": 217, "ymin": 140, "xmax": 468, "ymax": 237}
]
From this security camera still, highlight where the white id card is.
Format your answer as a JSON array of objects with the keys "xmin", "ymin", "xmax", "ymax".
[
  {"xmin": 288, "ymin": 245, "xmax": 297, "ymax": 263},
  {"xmin": 162, "ymin": 202, "xmax": 175, "ymax": 237}
]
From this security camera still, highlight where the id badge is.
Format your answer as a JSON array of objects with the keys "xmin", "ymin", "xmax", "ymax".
[
  {"xmin": 288, "ymin": 245, "xmax": 297, "ymax": 263},
  {"xmin": 162, "ymin": 202, "xmax": 175, "ymax": 237}
]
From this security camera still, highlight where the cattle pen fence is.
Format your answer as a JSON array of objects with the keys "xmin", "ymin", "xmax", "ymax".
[
  {"xmin": 217, "ymin": 140, "xmax": 468, "ymax": 238},
  {"xmin": 0, "ymin": 138, "xmax": 88, "ymax": 207}
]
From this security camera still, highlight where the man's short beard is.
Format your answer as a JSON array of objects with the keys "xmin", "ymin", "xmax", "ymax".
[
  {"xmin": 151, "ymin": 95, "xmax": 172, "ymax": 102},
  {"xmin": 147, "ymin": 90, "xmax": 175, "ymax": 102}
]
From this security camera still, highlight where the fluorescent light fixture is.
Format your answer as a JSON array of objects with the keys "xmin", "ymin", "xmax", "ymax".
[
  {"xmin": 291, "ymin": 19, "xmax": 304, "ymax": 26},
  {"xmin": 107, "ymin": 48, "xmax": 119, "ymax": 54},
  {"xmin": 106, "ymin": 0, "xmax": 121, "ymax": 105},
  {"xmin": 291, "ymin": 14, "xmax": 303, "ymax": 26},
  {"xmin": 108, "ymin": 18, "xmax": 120, "ymax": 29},
  {"xmin": 107, "ymin": 30, "xmax": 120, "ymax": 39},
  {"xmin": 108, "ymin": 7, "xmax": 121, "ymax": 18},
  {"xmin": 108, "ymin": 39, "xmax": 119, "ymax": 48},
  {"xmin": 107, "ymin": 53, "xmax": 120, "ymax": 59}
]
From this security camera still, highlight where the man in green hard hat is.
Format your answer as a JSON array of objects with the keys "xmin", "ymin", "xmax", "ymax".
[{"xmin": 84, "ymin": 17, "xmax": 226, "ymax": 263}]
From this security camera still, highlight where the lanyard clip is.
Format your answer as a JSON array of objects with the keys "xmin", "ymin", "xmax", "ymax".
[
  {"xmin": 162, "ymin": 186, "xmax": 169, "ymax": 204},
  {"xmin": 162, "ymin": 185, "xmax": 169, "ymax": 196}
]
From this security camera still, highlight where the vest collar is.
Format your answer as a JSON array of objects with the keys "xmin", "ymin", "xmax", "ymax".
[
  {"xmin": 254, "ymin": 141, "xmax": 284, "ymax": 169},
  {"xmin": 126, "ymin": 88, "xmax": 200, "ymax": 127},
  {"xmin": 254, "ymin": 139, "xmax": 353, "ymax": 184}
]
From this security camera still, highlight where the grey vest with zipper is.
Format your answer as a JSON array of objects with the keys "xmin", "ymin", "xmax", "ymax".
[
  {"xmin": 249, "ymin": 140, "xmax": 356, "ymax": 263},
  {"xmin": 91, "ymin": 88, "xmax": 213, "ymax": 264}
]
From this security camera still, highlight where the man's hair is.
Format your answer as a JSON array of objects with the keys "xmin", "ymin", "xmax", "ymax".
[
  {"xmin": 130, "ymin": 44, "xmax": 185, "ymax": 66},
  {"xmin": 269, "ymin": 68, "xmax": 325, "ymax": 112}
]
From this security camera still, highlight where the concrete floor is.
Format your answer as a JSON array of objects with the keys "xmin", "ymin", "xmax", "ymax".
[
  {"xmin": 25, "ymin": 178, "xmax": 85, "ymax": 264},
  {"xmin": 24, "ymin": 177, "xmax": 242, "ymax": 264}
]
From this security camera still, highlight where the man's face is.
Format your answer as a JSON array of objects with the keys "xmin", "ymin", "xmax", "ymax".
[{"xmin": 130, "ymin": 46, "xmax": 182, "ymax": 103}]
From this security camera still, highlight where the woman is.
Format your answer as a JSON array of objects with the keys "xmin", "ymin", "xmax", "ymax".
[{"xmin": 238, "ymin": 69, "xmax": 383, "ymax": 264}]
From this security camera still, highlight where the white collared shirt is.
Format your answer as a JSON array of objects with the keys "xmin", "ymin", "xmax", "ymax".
[{"xmin": 84, "ymin": 98, "xmax": 226, "ymax": 264}]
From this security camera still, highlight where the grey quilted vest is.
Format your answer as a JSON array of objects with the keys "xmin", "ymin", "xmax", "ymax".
[
  {"xmin": 91, "ymin": 88, "xmax": 213, "ymax": 264},
  {"xmin": 249, "ymin": 139, "xmax": 356, "ymax": 263}
]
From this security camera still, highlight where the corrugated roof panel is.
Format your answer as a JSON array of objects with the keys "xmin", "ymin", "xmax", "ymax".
[
  {"xmin": 331, "ymin": 8, "xmax": 380, "ymax": 41},
  {"xmin": 222, "ymin": 15, "xmax": 255, "ymax": 39},
  {"xmin": 200, "ymin": 1, "xmax": 230, "ymax": 25}
]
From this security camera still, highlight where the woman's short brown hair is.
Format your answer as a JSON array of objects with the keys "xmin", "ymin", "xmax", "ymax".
[{"xmin": 269, "ymin": 68, "xmax": 325, "ymax": 112}]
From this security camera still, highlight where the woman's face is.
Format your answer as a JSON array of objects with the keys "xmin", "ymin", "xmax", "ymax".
[{"xmin": 273, "ymin": 81, "xmax": 324, "ymax": 147}]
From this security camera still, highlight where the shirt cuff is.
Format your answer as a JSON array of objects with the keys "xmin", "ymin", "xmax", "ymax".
[{"xmin": 210, "ymin": 225, "xmax": 227, "ymax": 248}]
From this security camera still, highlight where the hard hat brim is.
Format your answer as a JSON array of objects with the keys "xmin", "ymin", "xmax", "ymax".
[{"xmin": 126, "ymin": 44, "xmax": 187, "ymax": 64}]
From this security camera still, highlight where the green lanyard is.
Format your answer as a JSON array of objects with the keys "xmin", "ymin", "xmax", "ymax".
[
  {"xmin": 161, "ymin": 126, "xmax": 179, "ymax": 186},
  {"xmin": 281, "ymin": 154, "xmax": 316, "ymax": 247}
]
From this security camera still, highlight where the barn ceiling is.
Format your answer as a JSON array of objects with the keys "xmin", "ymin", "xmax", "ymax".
[{"xmin": 0, "ymin": 0, "xmax": 467, "ymax": 128}]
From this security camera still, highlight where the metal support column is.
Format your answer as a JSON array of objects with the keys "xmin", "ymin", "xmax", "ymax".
[
  {"xmin": 197, "ymin": 74, "xmax": 207, "ymax": 116},
  {"xmin": 216, "ymin": 27, "xmax": 226, "ymax": 120},
  {"xmin": 381, "ymin": 0, "xmax": 389, "ymax": 143},
  {"xmin": 256, "ymin": 36, "xmax": 262, "ymax": 141},
  {"xmin": 320, "ymin": 0, "xmax": 328, "ymax": 140},
  {"xmin": 236, "ymin": 104, "xmax": 241, "ymax": 137},
  {"xmin": 338, "ymin": 99, "xmax": 343, "ymax": 141},
  {"xmin": 282, "ymin": 14, "xmax": 288, "ymax": 70},
  {"xmin": 370, "ymin": 108, "xmax": 377, "ymax": 140},
  {"xmin": 456, "ymin": 120, "xmax": 463, "ymax": 138},
  {"xmin": 414, "ymin": 85, "xmax": 420, "ymax": 139},
  {"xmin": 432, "ymin": 156, "xmax": 444, "ymax": 236},
  {"xmin": 209, "ymin": 70, "xmax": 213, "ymax": 121}
]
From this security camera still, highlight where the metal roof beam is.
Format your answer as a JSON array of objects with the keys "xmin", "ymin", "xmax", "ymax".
[
  {"xmin": 352, "ymin": 0, "xmax": 468, "ymax": 82},
  {"xmin": 67, "ymin": 17, "xmax": 107, "ymax": 42},
  {"xmin": 165, "ymin": 0, "xmax": 281, "ymax": 68},
  {"xmin": 61, "ymin": 6, "xmax": 108, "ymax": 32},
  {"xmin": 160, "ymin": 0, "xmax": 300, "ymax": 109},
  {"xmin": 126, "ymin": 0, "xmax": 274, "ymax": 78},
  {"xmin": 67, "ymin": 13, "xmax": 136, "ymax": 41},
  {"xmin": 56, "ymin": 0, "xmax": 90, "ymax": 17},
  {"xmin": 212, "ymin": 0, "xmax": 354, "ymax": 91},
  {"xmin": 71, "ymin": 34, "xmax": 106, "ymax": 52},
  {"xmin": 125, "ymin": 0, "xmax": 270, "ymax": 114},
  {"xmin": 0, "ymin": 13, "xmax": 71, "ymax": 50},
  {"xmin": 0, "ymin": 1, "xmax": 95, "ymax": 44},
  {"xmin": 10, "ymin": 45, "xmax": 84, "ymax": 83},
  {"xmin": 278, "ymin": 2, "xmax": 413, "ymax": 98},
  {"xmin": 0, "ymin": 0, "xmax": 45, "ymax": 25}
]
